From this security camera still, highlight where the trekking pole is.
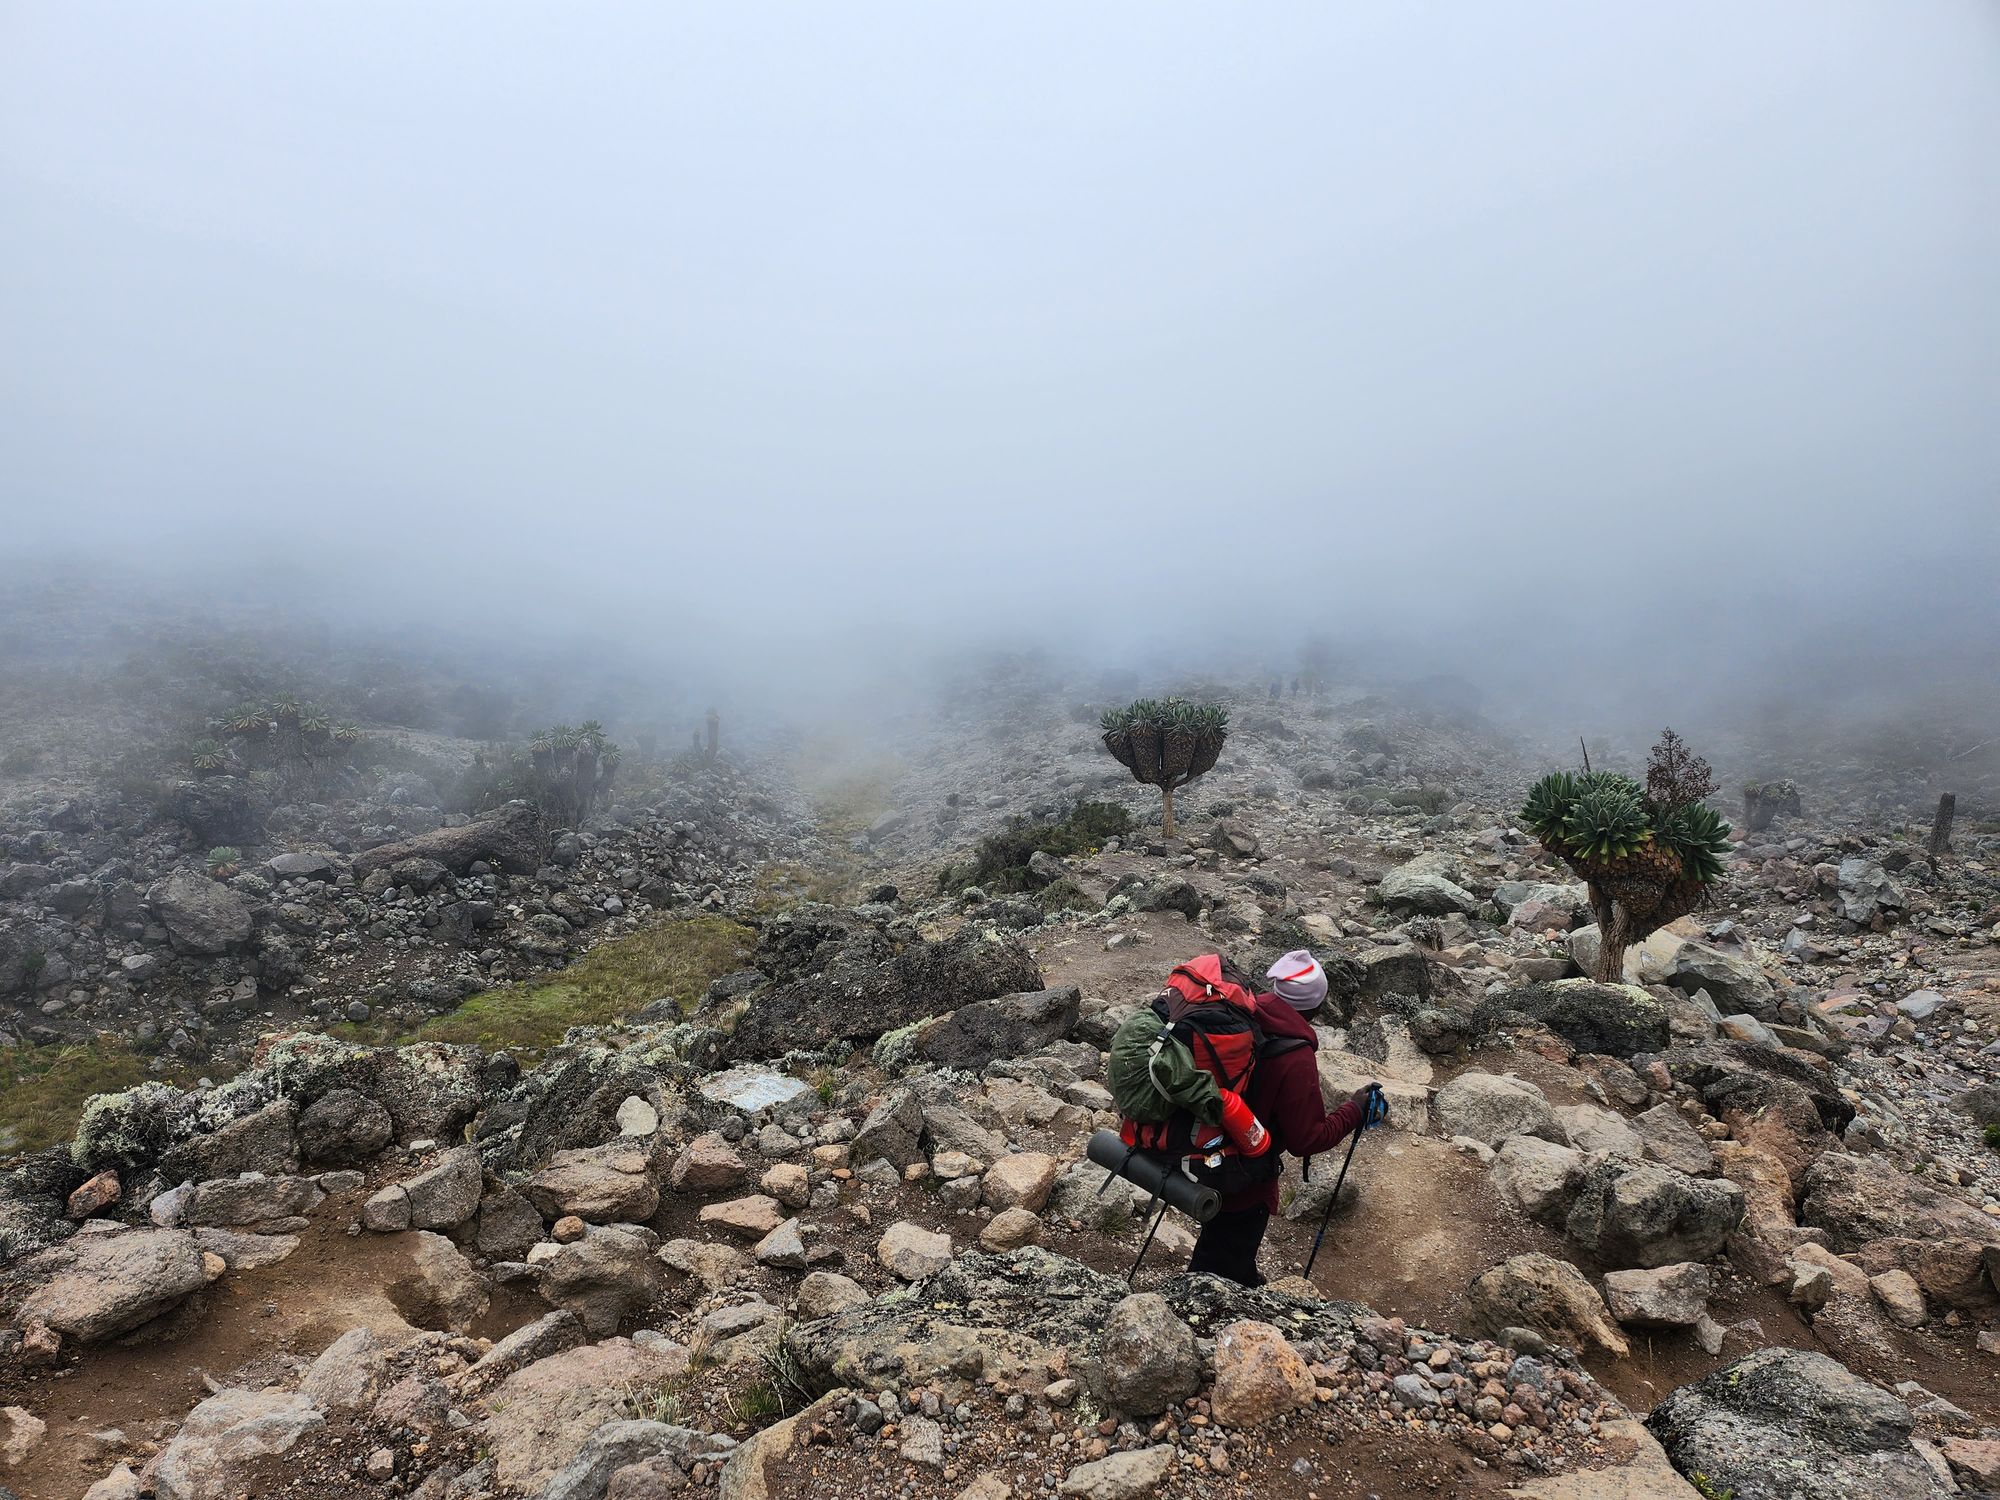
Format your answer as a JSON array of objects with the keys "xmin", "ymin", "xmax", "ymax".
[
  {"xmin": 1303, "ymin": 1084, "xmax": 1379, "ymax": 1279},
  {"xmin": 1125, "ymin": 1197, "xmax": 1171, "ymax": 1283}
]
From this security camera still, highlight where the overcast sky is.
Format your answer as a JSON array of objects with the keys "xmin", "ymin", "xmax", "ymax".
[{"xmin": 3, "ymin": 2, "xmax": 1995, "ymax": 687}]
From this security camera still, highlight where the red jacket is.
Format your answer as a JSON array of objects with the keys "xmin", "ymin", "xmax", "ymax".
[{"xmin": 1221, "ymin": 993, "xmax": 1365, "ymax": 1214}]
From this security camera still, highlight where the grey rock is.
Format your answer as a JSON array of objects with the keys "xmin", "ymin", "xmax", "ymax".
[
  {"xmin": 150, "ymin": 1388, "xmax": 323, "ymax": 1500},
  {"xmin": 12, "ymin": 1227, "xmax": 212, "ymax": 1341},
  {"xmin": 145, "ymin": 868, "xmax": 255, "ymax": 955},
  {"xmin": 1433, "ymin": 1072, "xmax": 1565, "ymax": 1148},
  {"xmin": 852, "ymin": 1089, "xmax": 927, "ymax": 1170},
  {"xmin": 1646, "ymin": 1347, "xmax": 1948, "ymax": 1499},
  {"xmin": 914, "ymin": 986, "xmax": 1082, "ymax": 1072},
  {"xmin": 1563, "ymin": 1159, "xmax": 1745, "ymax": 1270},
  {"xmin": 295, "ymin": 1089, "xmax": 394, "ymax": 1166},
  {"xmin": 1377, "ymin": 854, "xmax": 1480, "ymax": 916},
  {"xmin": 1100, "ymin": 1292, "xmax": 1200, "ymax": 1416}
]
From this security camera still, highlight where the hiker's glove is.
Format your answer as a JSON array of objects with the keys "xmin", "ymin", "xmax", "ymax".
[{"xmin": 1348, "ymin": 1084, "xmax": 1389, "ymax": 1128}]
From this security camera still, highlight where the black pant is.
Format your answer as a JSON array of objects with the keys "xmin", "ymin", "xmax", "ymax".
[{"xmin": 1187, "ymin": 1206, "xmax": 1270, "ymax": 1287}]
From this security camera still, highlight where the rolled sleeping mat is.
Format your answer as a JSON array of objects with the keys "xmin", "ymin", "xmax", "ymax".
[{"xmin": 1085, "ymin": 1128, "xmax": 1222, "ymax": 1223}]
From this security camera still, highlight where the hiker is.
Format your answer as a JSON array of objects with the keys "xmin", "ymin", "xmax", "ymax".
[{"xmin": 1186, "ymin": 949, "xmax": 1387, "ymax": 1287}]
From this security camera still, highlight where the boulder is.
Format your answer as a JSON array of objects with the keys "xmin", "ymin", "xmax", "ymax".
[
  {"xmin": 150, "ymin": 1389, "xmax": 323, "ymax": 1500},
  {"xmin": 1631, "ymin": 1103, "xmax": 1716, "ymax": 1177},
  {"xmin": 398, "ymin": 1148, "xmax": 484, "ymax": 1230},
  {"xmin": 1952, "ymin": 1082, "xmax": 2000, "ymax": 1128},
  {"xmin": 1316, "ymin": 1049, "xmax": 1432, "ymax": 1136},
  {"xmin": 386, "ymin": 1231, "xmax": 489, "ymax": 1333},
  {"xmin": 669, "ymin": 1133, "xmax": 751, "ymax": 1193},
  {"xmin": 1667, "ymin": 1043, "xmax": 1850, "ymax": 1187},
  {"xmin": 351, "ymin": 800, "xmax": 548, "ymax": 879},
  {"xmin": 980, "ymin": 1207, "xmax": 1043, "ymax": 1252},
  {"xmin": 1836, "ymin": 859, "xmax": 1907, "ymax": 925},
  {"xmin": 1433, "ymin": 1073, "xmax": 1564, "ymax": 1148},
  {"xmin": 1848, "ymin": 1237, "xmax": 1999, "ymax": 1317},
  {"xmin": 476, "ymin": 1186, "xmax": 545, "ymax": 1262},
  {"xmin": 1058, "ymin": 1446, "xmax": 1175, "ymax": 1499},
  {"xmin": 145, "ymin": 868, "xmax": 254, "ymax": 955},
  {"xmin": 851, "ymin": 1090, "xmax": 927, "ymax": 1170},
  {"xmin": 480, "ymin": 1337, "xmax": 687, "ymax": 1494},
  {"xmin": 1377, "ymin": 854, "xmax": 1481, "ymax": 916},
  {"xmin": 914, "ymin": 986, "xmax": 1082, "ymax": 1072},
  {"xmin": 1477, "ymin": 981, "xmax": 1670, "ymax": 1059},
  {"xmin": 186, "ymin": 1174, "xmax": 323, "ymax": 1227},
  {"xmin": 11, "ymin": 1228, "xmax": 211, "ymax": 1341},
  {"xmin": 299, "ymin": 1327, "xmax": 390, "ymax": 1412},
  {"xmin": 159, "ymin": 1099, "xmax": 299, "ymax": 1182},
  {"xmin": 1100, "ymin": 1293, "xmax": 1200, "ymax": 1416},
  {"xmin": 1603, "ymin": 1264, "xmax": 1711, "ymax": 1329},
  {"xmin": 1646, "ymin": 1347, "xmax": 1948, "ymax": 1499},
  {"xmin": 533, "ymin": 1225, "xmax": 665, "ymax": 1337},
  {"xmin": 1632, "ymin": 933, "xmax": 1779, "ymax": 1018},
  {"xmin": 265, "ymin": 851, "xmax": 338, "ymax": 882},
  {"xmin": 795, "ymin": 1271, "xmax": 869, "ymax": 1321},
  {"xmin": 1563, "ymin": 1160, "xmax": 1744, "ymax": 1270},
  {"xmin": 1556, "ymin": 1103, "xmax": 1644, "ymax": 1158},
  {"xmin": 295, "ymin": 1090, "xmax": 393, "ymax": 1166},
  {"xmin": 1209, "ymin": 1318, "xmax": 1316, "ymax": 1426},
  {"xmin": 1799, "ymin": 1153, "xmax": 2000, "ymax": 1254},
  {"xmin": 522, "ymin": 1146, "xmax": 660, "ymax": 1225},
  {"xmin": 1491, "ymin": 1136, "xmax": 1588, "ymax": 1225},
  {"xmin": 1465, "ymin": 1252, "xmax": 1630, "ymax": 1358},
  {"xmin": 727, "ymin": 923, "xmax": 1043, "ymax": 1059},
  {"xmin": 698, "ymin": 1196, "xmax": 786, "ymax": 1241}
]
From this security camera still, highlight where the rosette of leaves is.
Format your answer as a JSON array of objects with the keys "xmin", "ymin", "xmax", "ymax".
[
  {"xmin": 190, "ymin": 739, "xmax": 226, "ymax": 776},
  {"xmin": 1100, "ymin": 696, "xmax": 1228, "ymax": 838},
  {"xmin": 1519, "ymin": 728, "xmax": 1733, "ymax": 982}
]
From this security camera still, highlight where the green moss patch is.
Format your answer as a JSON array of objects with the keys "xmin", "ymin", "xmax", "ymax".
[{"xmin": 398, "ymin": 914, "xmax": 755, "ymax": 1056}]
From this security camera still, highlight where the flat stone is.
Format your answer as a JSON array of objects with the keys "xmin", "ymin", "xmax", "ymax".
[
  {"xmin": 698, "ymin": 1194, "xmax": 786, "ymax": 1240},
  {"xmin": 877, "ymin": 1220, "xmax": 952, "ymax": 1280}
]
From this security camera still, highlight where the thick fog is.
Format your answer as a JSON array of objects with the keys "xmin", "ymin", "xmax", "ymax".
[{"xmin": 4, "ymin": 2, "xmax": 1997, "ymax": 728}]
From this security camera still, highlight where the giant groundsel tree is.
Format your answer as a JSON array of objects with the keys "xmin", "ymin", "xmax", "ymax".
[
  {"xmin": 1520, "ymin": 729, "xmax": 1733, "ymax": 983},
  {"xmin": 1100, "ymin": 697, "xmax": 1228, "ymax": 839}
]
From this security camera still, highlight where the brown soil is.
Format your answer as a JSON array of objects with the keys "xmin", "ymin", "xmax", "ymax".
[{"xmin": 0, "ymin": 1184, "xmax": 537, "ymax": 1500}]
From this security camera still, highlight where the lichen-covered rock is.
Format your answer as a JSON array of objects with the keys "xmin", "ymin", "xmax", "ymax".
[
  {"xmin": 295, "ymin": 1090, "xmax": 393, "ymax": 1166},
  {"xmin": 912, "ymin": 986, "xmax": 1082, "ymax": 1072},
  {"xmin": 726, "ymin": 923, "xmax": 1042, "ymax": 1059},
  {"xmin": 1646, "ymin": 1347, "xmax": 1948, "ymax": 1499},
  {"xmin": 1476, "ymin": 981, "xmax": 1670, "ymax": 1060}
]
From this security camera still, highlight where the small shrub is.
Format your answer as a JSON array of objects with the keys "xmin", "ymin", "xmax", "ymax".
[
  {"xmin": 937, "ymin": 801, "xmax": 1131, "ymax": 894},
  {"xmin": 1690, "ymin": 1476, "xmax": 1734, "ymax": 1500},
  {"xmin": 207, "ymin": 846, "xmax": 242, "ymax": 877},
  {"xmin": 1984, "ymin": 1123, "xmax": 2000, "ymax": 1150}
]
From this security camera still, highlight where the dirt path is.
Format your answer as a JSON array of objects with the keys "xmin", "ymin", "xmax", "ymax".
[{"xmin": 0, "ymin": 1185, "xmax": 533, "ymax": 1500}]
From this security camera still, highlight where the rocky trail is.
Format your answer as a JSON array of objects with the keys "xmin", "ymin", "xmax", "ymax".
[{"xmin": 2, "ymin": 686, "xmax": 1999, "ymax": 1500}]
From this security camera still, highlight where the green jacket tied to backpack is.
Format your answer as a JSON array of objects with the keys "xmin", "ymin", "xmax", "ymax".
[{"xmin": 1107, "ymin": 1004, "xmax": 1225, "ymax": 1125}]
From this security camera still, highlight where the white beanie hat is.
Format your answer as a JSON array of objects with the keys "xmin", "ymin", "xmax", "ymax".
[{"xmin": 1267, "ymin": 949, "xmax": 1328, "ymax": 1010}]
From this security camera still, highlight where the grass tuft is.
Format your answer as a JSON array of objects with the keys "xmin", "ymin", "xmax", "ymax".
[{"xmin": 0, "ymin": 1039, "xmax": 173, "ymax": 1159}]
